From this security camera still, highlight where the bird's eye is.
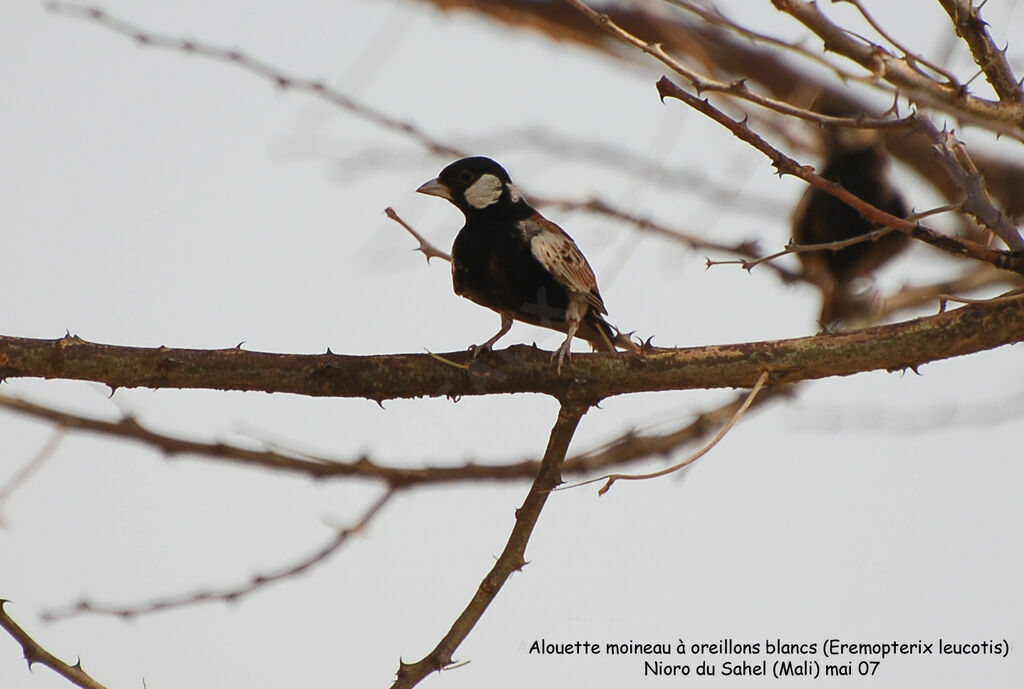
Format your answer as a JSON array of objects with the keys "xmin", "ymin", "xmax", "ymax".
[{"xmin": 457, "ymin": 170, "xmax": 474, "ymax": 185}]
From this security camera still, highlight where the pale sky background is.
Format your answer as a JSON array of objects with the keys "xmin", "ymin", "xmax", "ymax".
[{"xmin": 1, "ymin": 1, "xmax": 1022, "ymax": 687}]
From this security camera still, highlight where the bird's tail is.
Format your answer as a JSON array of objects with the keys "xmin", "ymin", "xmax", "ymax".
[{"xmin": 583, "ymin": 312, "xmax": 640, "ymax": 353}]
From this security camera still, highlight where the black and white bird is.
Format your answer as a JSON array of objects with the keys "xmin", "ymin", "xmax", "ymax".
[
  {"xmin": 793, "ymin": 125, "xmax": 909, "ymax": 327},
  {"xmin": 416, "ymin": 156, "xmax": 634, "ymax": 370}
]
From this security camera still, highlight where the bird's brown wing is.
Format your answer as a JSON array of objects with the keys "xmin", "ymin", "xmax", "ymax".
[{"xmin": 520, "ymin": 215, "xmax": 608, "ymax": 315}]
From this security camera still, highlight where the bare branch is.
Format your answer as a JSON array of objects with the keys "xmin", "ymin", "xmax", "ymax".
[
  {"xmin": 0, "ymin": 601, "xmax": 112, "ymax": 689},
  {"xmin": 391, "ymin": 401, "xmax": 589, "ymax": 689},
  {"xmin": 595, "ymin": 370, "xmax": 770, "ymax": 495},
  {"xmin": 841, "ymin": 0, "xmax": 962, "ymax": 87},
  {"xmin": 655, "ymin": 76, "xmax": 1024, "ymax": 273},
  {"xmin": 2, "ymin": 297, "xmax": 1024, "ymax": 401},
  {"xmin": 877, "ymin": 264, "xmax": 1024, "ymax": 319},
  {"xmin": 560, "ymin": 0, "xmax": 916, "ymax": 130},
  {"xmin": 385, "ymin": 207, "xmax": 452, "ymax": 263},
  {"xmin": 915, "ymin": 120, "xmax": 1024, "ymax": 249},
  {"xmin": 538, "ymin": 196, "xmax": 804, "ymax": 283},
  {"xmin": 45, "ymin": 2, "xmax": 463, "ymax": 157},
  {"xmin": 937, "ymin": 0, "xmax": 1024, "ymax": 104},
  {"xmin": 0, "ymin": 384, "xmax": 789, "ymax": 493},
  {"xmin": 0, "ymin": 428, "xmax": 65, "ymax": 527},
  {"xmin": 42, "ymin": 489, "xmax": 395, "ymax": 621},
  {"xmin": 771, "ymin": 0, "xmax": 1024, "ymax": 138}
]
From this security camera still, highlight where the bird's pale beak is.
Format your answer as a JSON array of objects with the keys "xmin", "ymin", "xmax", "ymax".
[{"xmin": 416, "ymin": 177, "xmax": 453, "ymax": 201}]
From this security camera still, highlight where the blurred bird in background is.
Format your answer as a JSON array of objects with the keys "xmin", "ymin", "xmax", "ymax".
[{"xmin": 792, "ymin": 104, "xmax": 910, "ymax": 328}]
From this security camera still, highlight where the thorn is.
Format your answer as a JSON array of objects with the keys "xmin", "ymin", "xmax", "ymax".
[{"xmin": 235, "ymin": 341, "xmax": 246, "ymax": 349}]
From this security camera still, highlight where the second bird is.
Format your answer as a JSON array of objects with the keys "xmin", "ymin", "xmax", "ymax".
[{"xmin": 417, "ymin": 156, "xmax": 633, "ymax": 371}]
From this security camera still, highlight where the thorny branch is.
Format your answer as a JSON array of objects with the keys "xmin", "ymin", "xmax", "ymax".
[
  {"xmin": 654, "ymin": 76, "xmax": 1024, "ymax": 273},
  {"xmin": 412, "ymin": 0, "xmax": 1024, "ymax": 217},
  {"xmin": 0, "ymin": 601, "xmax": 111, "ymax": 689},
  {"xmin": 0, "ymin": 385, "xmax": 788, "ymax": 490},
  {"xmin": 537, "ymin": 197, "xmax": 804, "ymax": 283},
  {"xmin": 41, "ymin": 489, "xmax": 395, "ymax": 621},
  {"xmin": 915, "ymin": 118, "xmax": 1024, "ymax": 250},
  {"xmin": 3, "ymin": 296, "xmax": 1024, "ymax": 401},
  {"xmin": 385, "ymin": 207, "xmax": 452, "ymax": 263},
  {"xmin": 45, "ymin": 1, "xmax": 463, "ymax": 157},
  {"xmin": 560, "ymin": 0, "xmax": 917, "ymax": 131},
  {"xmin": 936, "ymin": 0, "xmax": 1024, "ymax": 104},
  {"xmin": 391, "ymin": 401, "xmax": 589, "ymax": 689},
  {"xmin": 770, "ymin": 0, "xmax": 1024, "ymax": 137}
]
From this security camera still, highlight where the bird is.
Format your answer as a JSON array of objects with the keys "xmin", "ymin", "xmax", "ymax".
[
  {"xmin": 792, "ymin": 124, "xmax": 910, "ymax": 327},
  {"xmin": 416, "ymin": 156, "xmax": 634, "ymax": 371}
]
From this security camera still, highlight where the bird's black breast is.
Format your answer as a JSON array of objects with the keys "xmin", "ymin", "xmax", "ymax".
[
  {"xmin": 452, "ymin": 218, "xmax": 572, "ymax": 325},
  {"xmin": 803, "ymin": 148, "xmax": 909, "ymax": 282}
]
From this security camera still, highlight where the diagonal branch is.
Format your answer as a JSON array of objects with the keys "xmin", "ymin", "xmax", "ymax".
[
  {"xmin": 391, "ymin": 400, "xmax": 589, "ymax": 689},
  {"xmin": 915, "ymin": 119, "xmax": 1024, "ymax": 250},
  {"xmin": 654, "ymin": 76, "xmax": 1024, "ymax": 271},
  {"xmin": 385, "ymin": 208, "xmax": 452, "ymax": 263},
  {"xmin": 560, "ymin": 0, "xmax": 916, "ymax": 131},
  {"xmin": 2, "ymin": 296, "xmax": 1024, "ymax": 400},
  {"xmin": 937, "ymin": 0, "xmax": 1024, "ymax": 104},
  {"xmin": 46, "ymin": 1, "xmax": 463, "ymax": 157},
  {"xmin": 41, "ymin": 489, "xmax": 395, "ymax": 621},
  {"xmin": 771, "ymin": 0, "xmax": 1024, "ymax": 136},
  {"xmin": 0, "ymin": 601, "xmax": 111, "ymax": 689}
]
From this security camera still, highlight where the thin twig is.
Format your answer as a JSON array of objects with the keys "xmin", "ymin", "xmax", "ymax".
[
  {"xmin": 0, "ymin": 428, "xmax": 65, "ymax": 528},
  {"xmin": 937, "ymin": 0, "xmax": 1024, "ymax": 104},
  {"xmin": 560, "ymin": 0, "xmax": 916, "ymax": 130},
  {"xmin": 43, "ymin": 489, "xmax": 395, "ymax": 621},
  {"xmin": 0, "ymin": 601, "xmax": 112, "ymax": 689},
  {"xmin": 46, "ymin": 2, "xmax": 463, "ymax": 157},
  {"xmin": 384, "ymin": 207, "xmax": 452, "ymax": 263},
  {"xmin": 841, "ymin": 0, "xmax": 962, "ymax": 87},
  {"xmin": 876, "ymin": 264, "xmax": 1023, "ymax": 319},
  {"xmin": 391, "ymin": 401, "xmax": 590, "ymax": 689},
  {"xmin": 655, "ymin": 76, "xmax": 1024, "ymax": 274},
  {"xmin": 664, "ymin": 0, "xmax": 878, "ymax": 88},
  {"xmin": 593, "ymin": 371, "xmax": 770, "ymax": 496},
  {"xmin": 771, "ymin": 0, "xmax": 1024, "ymax": 139},
  {"xmin": 540, "ymin": 196, "xmax": 805, "ymax": 283},
  {"xmin": 0, "ymin": 387, "xmax": 790, "ymax": 490},
  {"xmin": 937, "ymin": 288, "xmax": 1024, "ymax": 312}
]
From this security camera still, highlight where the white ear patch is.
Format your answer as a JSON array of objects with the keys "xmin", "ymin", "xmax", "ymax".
[{"xmin": 464, "ymin": 173, "xmax": 504, "ymax": 209}]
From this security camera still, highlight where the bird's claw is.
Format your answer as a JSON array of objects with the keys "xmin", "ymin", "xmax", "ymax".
[
  {"xmin": 552, "ymin": 344, "xmax": 572, "ymax": 373},
  {"xmin": 468, "ymin": 343, "xmax": 493, "ymax": 359}
]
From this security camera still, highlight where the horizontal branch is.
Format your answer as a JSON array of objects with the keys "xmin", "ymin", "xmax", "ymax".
[
  {"xmin": 2, "ymin": 296, "xmax": 1023, "ymax": 402},
  {"xmin": 0, "ymin": 385, "xmax": 788, "ymax": 487}
]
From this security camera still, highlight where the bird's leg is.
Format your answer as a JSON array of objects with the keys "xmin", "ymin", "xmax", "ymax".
[
  {"xmin": 553, "ymin": 299, "xmax": 585, "ymax": 373},
  {"xmin": 470, "ymin": 313, "xmax": 513, "ymax": 358}
]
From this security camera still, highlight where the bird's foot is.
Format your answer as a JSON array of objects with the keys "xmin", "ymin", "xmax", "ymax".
[
  {"xmin": 467, "ymin": 342, "xmax": 494, "ymax": 359},
  {"xmin": 551, "ymin": 341, "xmax": 572, "ymax": 373}
]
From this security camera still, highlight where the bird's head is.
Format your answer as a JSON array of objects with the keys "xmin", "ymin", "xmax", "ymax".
[{"xmin": 417, "ymin": 156, "xmax": 527, "ymax": 215}]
